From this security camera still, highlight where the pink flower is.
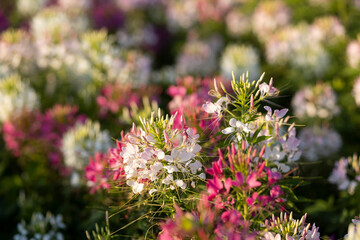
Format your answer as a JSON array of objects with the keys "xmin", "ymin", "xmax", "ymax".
[
  {"xmin": 270, "ymin": 185, "xmax": 283, "ymax": 198},
  {"xmin": 247, "ymin": 172, "xmax": 261, "ymax": 189},
  {"xmin": 266, "ymin": 168, "xmax": 282, "ymax": 185},
  {"xmin": 206, "ymin": 158, "xmax": 223, "ymax": 178},
  {"xmin": 85, "ymin": 152, "xmax": 111, "ymax": 194}
]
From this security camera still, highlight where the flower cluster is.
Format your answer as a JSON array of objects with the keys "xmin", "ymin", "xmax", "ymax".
[
  {"xmin": 220, "ymin": 44, "xmax": 261, "ymax": 80},
  {"xmin": 4, "ymin": 0, "xmax": 360, "ymax": 237},
  {"xmin": 0, "ymin": 30, "xmax": 36, "ymax": 77},
  {"xmin": 160, "ymin": 194, "xmax": 257, "ymax": 240},
  {"xmin": 61, "ymin": 120, "xmax": 111, "ymax": 172},
  {"xmin": 110, "ymin": 111, "xmax": 204, "ymax": 195},
  {"xmin": 329, "ymin": 154, "xmax": 360, "ymax": 194},
  {"xmin": 13, "ymin": 212, "xmax": 66, "ymax": 240},
  {"xmin": 292, "ymin": 83, "xmax": 340, "ymax": 121},
  {"xmin": 159, "ymin": 141, "xmax": 287, "ymax": 239},
  {"xmin": 96, "ymin": 81, "xmax": 160, "ymax": 119},
  {"xmin": 167, "ymin": 76, "xmax": 221, "ymax": 133},
  {"xmin": 347, "ymin": 36, "xmax": 360, "ymax": 68},
  {"xmin": 207, "ymin": 144, "xmax": 285, "ymax": 218},
  {"xmin": 265, "ymin": 23, "xmax": 330, "ymax": 78},
  {"xmin": 0, "ymin": 74, "xmax": 39, "ymax": 123},
  {"xmin": 2, "ymin": 105, "xmax": 84, "ymax": 172},
  {"xmin": 311, "ymin": 16, "xmax": 345, "ymax": 45},
  {"xmin": 260, "ymin": 119, "xmax": 301, "ymax": 172},
  {"xmin": 298, "ymin": 126, "xmax": 342, "ymax": 161},
  {"xmin": 164, "ymin": 0, "xmax": 198, "ymax": 30},
  {"xmin": 262, "ymin": 212, "xmax": 320, "ymax": 240},
  {"xmin": 252, "ymin": 0, "xmax": 292, "ymax": 42},
  {"xmin": 225, "ymin": 7, "xmax": 251, "ymax": 37},
  {"xmin": 204, "ymin": 73, "xmax": 301, "ymax": 172},
  {"xmin": 81, "ymin": 30, "xmax": 152, "ymax": 86},
  {"xmin": 175, "ymin": 39, "xmax": 218, "ymax": 77},
  {"xmin": 85, "ymin": 152, "xmax": 111, "ymax": 194}
]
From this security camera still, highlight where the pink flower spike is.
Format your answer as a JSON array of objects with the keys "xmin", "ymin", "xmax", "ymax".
[
  {"xmin": 206, "ymin": 176, "xmax": 223, "ymax": 200},
  {"xmin": 217, "ymin": 148, "xmax": 224, "ymax": 162},
  {"xmin": 257, "ymin": 161, "xmax": 266, "ymax": 176},
  {"xmin": 206, "ymin": 159, "xmax": 223, "ymax": 177},
  {"xmin": 259, "ymin": 146, "xmax": 266, "ymax": 158}
]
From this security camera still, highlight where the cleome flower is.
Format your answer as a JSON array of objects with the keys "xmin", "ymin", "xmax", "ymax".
[
  {"xmin": 262, "ymin": 212, "xmax": 320, "ymax": 240},
  {"xmin": 112, "ymin": 110, "xmax": 204, "ymax": 195},
  {"xmin": 345, "ymin": 217, "xmax": 360, "ymax": 240},
  {"xmin": 13, "ymin": 212, "xmax": 66, "ymax": 240},
  {"xmin": 329, "ymin": 154, "xmax": 360, "ymax": 195},
  {"xmin": 291, "ymin": 82, "xmax": 340, "ymax": 121},
  {"xmin": 298, "ymin": 126, "xmax": 342, "ymax": 161},
  {"xmin": 159, "ymin": 194, "xmax": 257, "ymax": 240},
  {"xmin": 0, "ymin": 74, "xmax": 39, "ymax": 123},
  {"xmin": 220, "ymin": 44, "xmax": 261, "ymax": 80},
  {"xmin": 61, "ymin": 119, "xmax": 112, "ymax": 172},
  {"xmin": 207, "ymin": 143, "xmax": 285, "ymax": 219}
]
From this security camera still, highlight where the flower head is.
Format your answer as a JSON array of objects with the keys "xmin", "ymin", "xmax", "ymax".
[
  {"xmin": 0, "ymin": 74, "xmax": 39, "ymax": 123},
  {"xmin": 112, "ymin": 111, "xmax": 204, "ymax": 195}
]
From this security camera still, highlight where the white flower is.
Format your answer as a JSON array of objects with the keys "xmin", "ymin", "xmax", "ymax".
[
  {"xmin": 262, "ymin": 232, "xmax": 281, "ymax": 240},
  {"xmin": 220, "ymin": 44, "xmax": 261, "ymax": 80},
  {"xmin": 299, "ymin": 126, "xmax": 342, "ymax": 161},
  {"xmin": 14, "ymin": 212, "xmax": 66, "ymax": 239},
  {"xmin": 264, "ymin": 146, "xmax": 286, "ymax": 161},
  {"xmin": 345, "ymin": 222, "xmax": 360, "ymax": 240},
  {"xmin": 164, "ymin": 165, "xmax": 179, "ymax": 173},
  {"xmin": 222, "ymin": 118, "xmax": 251, "ymax": 135},
  {"xmin": 252, "ymin": 0, "xmax": 291, "ymax": 42},
  {"xmin": 175, "ymin": 179, "xmax": 186, "ymax": 189},
  {"xmin": 157, "ymin": 151, "xmax": 165, "ymax": 159},
  {"xmin": 127, "ymin": 180, "xmax": 144, "ymax": 194},
  {"xmin": 198, "ymin": 173, "xmax": 206, "ymax": 179},
  {"xmin": 292, "ymin": 83, "xmax": 339, "ymax": 120},
  {"xmin": 118, "ymin": 113, "xmax": 204, "ymax": 195},
  {"xmin": 176, "ymin": 40, "xmax": 217, "ymax": 76},
  {"xmin": 203, "ymin": 97, "xmax": 228, "ymax": 116},
  {"xmin": 164, "ymin": 148, "xmax": 193, "ymax": 163},
  {"xmin": 347, "ymin": 40, "xmax": 360, "ymax": 68},
  {"xmin": 0, "ymin": 74, "xmax": 39, "ymax": 123},
  {"xmin": 162, "ymin": 174, "xmax": 173, "ymax": 185},
  {"xmin": 62, "ymin": 120, "xmax": 111, "ymax": 171},
  {"xmin": 305, "ymin": 223, "xmax": 321, "ymax": 240},
  {"xmin": 259, "ymin": 82, "xmax": 270, "ymax": 96},
  {"xmin": 149, "ymin": 189, "xmax": 157, "ymax": 195},
  {"xmin": 189, "ymin": 160, "xmax": 202, "ymax": 174},
  {"xmin": 264, "ymin": 106, "xmax": 288, "ymax": 122}
]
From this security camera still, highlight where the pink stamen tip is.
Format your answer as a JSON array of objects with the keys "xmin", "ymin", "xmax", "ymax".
[{"xmin": 259, "ymin": 146, "xmax": 266, "ymax": 158}]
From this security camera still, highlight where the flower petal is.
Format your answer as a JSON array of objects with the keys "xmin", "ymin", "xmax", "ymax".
[{"xmin": 222, "ymin": 127, "xmax": 235, "ymax": 134}]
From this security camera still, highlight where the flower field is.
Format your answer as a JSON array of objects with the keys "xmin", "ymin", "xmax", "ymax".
[{"xmin": 1, "ymin": 0, "xmax": 360, "ymax": 239}]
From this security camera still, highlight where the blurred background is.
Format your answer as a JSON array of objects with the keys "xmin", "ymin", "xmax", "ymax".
[{"xmin": 1, "ymin": 0, "xmax": 360, "ymax": 239}]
